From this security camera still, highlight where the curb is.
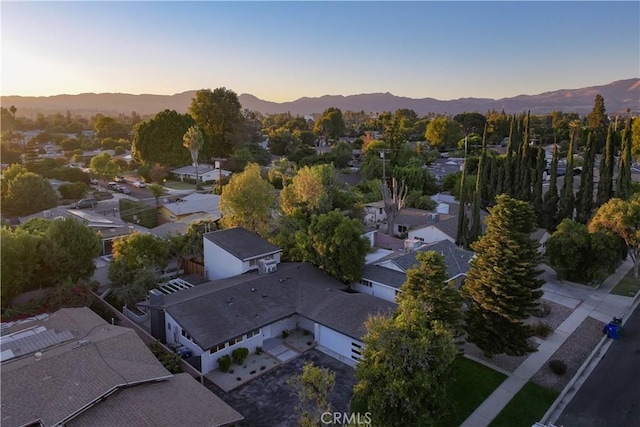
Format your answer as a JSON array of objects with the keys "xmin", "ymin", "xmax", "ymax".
[{"xmin": 540, "ymin": 285, "xmax": 640, "ymax": 425}]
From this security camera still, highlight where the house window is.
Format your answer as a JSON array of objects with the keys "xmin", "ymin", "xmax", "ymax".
[
  {"xmin": 246, "ymin": 329, "xmax": 260, "ymax": 339},
  {"xmin": 227, "ymin": 335, "xmax": 243, "ymax": 347},
  {"xmin": 415, "ymin": 236, "xmax": 424, "ymax": 242},
  {"xmin": 211, "ymin": 343, "xmax": 226, "ymax": 353},
  {"xmin": 379, "ymin": 208, "xmax": 383, "ymax": 214},
  {"xmin": 167, "ymin": 324, "xmax": 171, "ymax": 330},
  {"xmin": 398, "ymin": 225, "xmax": 408, "ymax": 233},
  {"xmin": 181, "ymin": 329, "xmax": 194, "ymax": 342},
  {"xmin": 359, "ymin": 279, "xmax": 372, "ymax": 287},
  {"xmin": 249, "ymin": 259, "xmax": 257, "ymax": 267}
]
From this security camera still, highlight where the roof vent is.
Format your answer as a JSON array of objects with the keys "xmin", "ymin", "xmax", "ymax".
[
  {"xmin": 251, "ymin": 288, "xmax": 257, "ymax": 292},
  {"xmin": 34, "ymin": 352, "xmax": 43, "ymax": 361}
]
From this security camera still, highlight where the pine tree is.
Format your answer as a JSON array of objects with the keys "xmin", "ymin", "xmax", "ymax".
[
  {"xmin": 575, "ymin": 132, "xmax": 596, "ymax": 223},
  {"xmin": 541, "ymin": 145, "xmax": 560, "ymax": 231},
  {"xmin": 532, "ymin": 143, "xmax": 545, "ymax": 218},
  {"xmin": 587, "ymin": 94, "xmax": 609, "ymax": 152},
  {"xmin": 397, "ymin": 250, "xmax": 463, "ymax": 333},
  {"xmin": 462, "ymin": 195, "xmax": 544, "ymax": 357},
  {"xmin": 596, "ymin": 124, "xmax": 615, "ymax": 206},
  {"xmin": 616, "ymin": 118, "xmax": 633, "ymax": 200},
  {"xmin": 559, "ymin": 126, "xmax": 577, "ymax": 220}
]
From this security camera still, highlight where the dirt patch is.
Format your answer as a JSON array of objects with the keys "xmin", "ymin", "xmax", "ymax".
[{"xmin": 530, "ymin": 316, "xmax": 606, "ymax": 392}]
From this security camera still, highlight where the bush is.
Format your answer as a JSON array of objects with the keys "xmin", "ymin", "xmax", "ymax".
[
  {"xmin": 255, "ymin": 346, "xmax": 263, "ymax": 355},
  {"xmin": 531, "ymin": 322, "xmax": 553, "ymax": 338},
  {"xmin": 218, "ymin": 354, "xmax": 232, "ymax": 372},
  {"xmin": 232, "ymin": 347, "xmax": 249, "ymax": 365},
  {"xmin": 148, "ymin": 342, "xmax": 182, "ymax": 374},
  {"xmin": 59, "ymin": 182, "xmax": 88, "ymax": 199},
  {"xmin": 282, "ymin": 329, "xmax": 290, "ymax": 339},
  {"xmin": 548, "ymin": 359, "xmax": 567, "ymax": 375},
  {"xmin": 533, "ymin": 301, "xmax": 551, "ymax": 318}
]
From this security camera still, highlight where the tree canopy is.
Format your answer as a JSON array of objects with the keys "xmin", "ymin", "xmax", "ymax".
[
  {"xmin": 219, "ymin": 163, "xmax": 275, "ymax": 237},
  {"xmin": 89, "ymin": 151, "xmax": 121, "ymax": 184},
  {"xmin": 1, "ymin": 170, "xmax": 58, "ymax": 216},
  {"xmin": 131, "ymin": 109, "xmax": 194, "ymax": 166}
]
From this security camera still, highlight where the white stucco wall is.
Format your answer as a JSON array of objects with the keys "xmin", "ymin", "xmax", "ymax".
[
  {"xmin": 408, "ymin": 226, "xmax": 454, "ymax": 244},
  {"xmin": 316, "ymin": 325, "xmax": 364, "ymax": 362},
  {"xmin": 353, "ymin": 281, "xmax": 400, "ymax": 303},
  {"xmin": 165, "ymin": 313, "xmax": 205, "ymax": 356},
  {"xmin": 200, "ymin": 331, "xmax": 263, "ymax": 374},
  {"xmin": 242, "ymin": 253, "xmax": 282, "ymax": 275},
  {"xmin": 203, "ymin": 239, "xmax": 244, "ymax": 280}
]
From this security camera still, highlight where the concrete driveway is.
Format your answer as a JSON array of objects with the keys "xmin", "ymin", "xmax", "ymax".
[{"xmin": 204, "ymin": 349, "xmax": 357, "ymax": 427}]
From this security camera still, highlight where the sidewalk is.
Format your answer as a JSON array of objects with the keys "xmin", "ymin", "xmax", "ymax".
[{"xmin": 460, "ymin": 258, "xmax": 635, "ymax": 427}]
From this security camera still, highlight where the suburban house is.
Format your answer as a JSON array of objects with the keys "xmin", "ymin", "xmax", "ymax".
[
  {"xmin": 0, "ymin": 307, "xmax": 243, "ymax": 427},
  {"xmin": 171, "ymin": 164, "xmax": 231, "ymax": 183},
  {"xmin": 363, "ymin": 194, "xmax": 459, "ymax": 231},
  {"xmin": 203, "ymin": 227, "xmax": 283, "ymax": 280},
  {"xmin": 157, "ymin": 193, "xmax": 221, "ymax": 224},
  {"xmin": 354, "ymin": 239, "xmax": 475, "ymax": 303},
  {"xmin": 145, "ymin": 262, "xmax": 396, "ymax": 375}
]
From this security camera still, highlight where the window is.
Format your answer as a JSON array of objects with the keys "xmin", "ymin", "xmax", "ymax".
[
  {"xmin": 379, "ymin": 208, "xmax": 383, "ymax": 214},
  {"xmin": 415, "ymin": 236, "xmax": 424, "ymax": 242},
  {"xmin": 181, "ymin": 329, "xmax": 193, "ymax": 342},
  {"xmin": 227, "ymin": 335, "xmax": 243, "ymax": 347},
  {"xmin": 246, "ymin": 329, "xmax": 260, "ymax": 339},
  {"xmin": 359, "ymin": 279, "xmax": 372, "ymax": 287},
  {"xmin": 211, "ymin": 343, "xmax": 226, "ymax": 353},
  {"xmin": 167, "ymin": 323, "xmax": 171, "ymax": 331},
  {"xmin": 249, "ymin": 259, "xmax": 257, "ymax": 267},
  {"xmin": 398, "ymin": 225, "xmax": 407, "ymax": 233}
]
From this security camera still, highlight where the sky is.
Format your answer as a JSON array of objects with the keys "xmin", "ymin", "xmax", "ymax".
[{"xmin": 2, "ymin": 1, "xmax": 639, "ymax": 102}]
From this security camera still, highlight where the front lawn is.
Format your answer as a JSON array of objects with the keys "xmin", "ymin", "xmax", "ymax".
[
  {"xmin": 443, "ymin": 357, "xmax": 507, "ymax": 427},
  {"xmin": 611, "ymin": 269, "xmax": 640, "ymax": 297},
  {"xmin": 164, "ymin": 180, "xmax": 196, "ymax": 190},
  {"xmin": 489, "ymin": 381, "xmax": 558, "ymax": 427}
]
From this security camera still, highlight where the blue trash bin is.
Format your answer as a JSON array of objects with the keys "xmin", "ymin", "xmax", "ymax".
[{"xmin": 606, "ymin": 323, "xmax": 620, "ymax": 339}]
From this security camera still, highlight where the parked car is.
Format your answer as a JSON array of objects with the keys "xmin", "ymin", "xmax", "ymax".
[
  {"xmin": 117, "ymin": 186, "xmax": 131, "ymax": 194},
  {"xmin": 107, "ymin": 181, "xmax": 119, "ymax": 190},
  {"xmin": 132, "ymin": 181, "xmax": 147, "ymax": 188},
  {"xmin": 71, "ymin": 198, "xmax": 98, "ymax": 209},
  {"xmin": 114, "ymin": 176, "xmax": 127, "ymax": 183},
  {"xmin": 174, "ymin": 346, "xmax": 192, "ymax": 359}
]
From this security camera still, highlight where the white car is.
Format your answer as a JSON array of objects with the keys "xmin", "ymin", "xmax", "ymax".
[{"xmin": 133, "ymin": 181, "xmax": 147, "ymax": 188}]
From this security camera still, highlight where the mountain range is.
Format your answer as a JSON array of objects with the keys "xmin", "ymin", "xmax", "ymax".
[{"xmin": 2, "ymin": 78, "xmax": 638, "ymax": 118}]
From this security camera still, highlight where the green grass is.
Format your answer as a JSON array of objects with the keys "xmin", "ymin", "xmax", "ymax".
[
  {"xmin": 489, "ymin": 382, "xmax": 559, "ymax": 427},
  {"xmin": 611, "ymin": 269, "xmax": 640, "ymax": 297},
  {"xmin": 443, "ymin": 357, "xmax": 508, "ymax": 427},
  {"xmin": 164, "ymin": 180, "xmax": 196, "ymax": 190}
]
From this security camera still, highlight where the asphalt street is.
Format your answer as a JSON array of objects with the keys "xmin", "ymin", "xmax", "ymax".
[{"xmin": 556, "ymin": 303, "xmax": 640, "ymax": 427}]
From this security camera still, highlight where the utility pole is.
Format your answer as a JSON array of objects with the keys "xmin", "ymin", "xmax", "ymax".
[
  {"xmin": 379, "ymin": 149, "xmax": 390, "ymax": 185},
  {"xmin": 212, "ymin": 158, "xmax": 227, "ymax": 195}
]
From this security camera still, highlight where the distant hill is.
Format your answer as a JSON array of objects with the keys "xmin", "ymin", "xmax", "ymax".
[{"xmin": 2, "ymin": 78, "xmax": 638, "ymax": 118}]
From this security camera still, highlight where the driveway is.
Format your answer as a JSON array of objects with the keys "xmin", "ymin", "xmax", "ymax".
[
  {"xmin": 204, "ymin": 349, "xmax": 357, "ymax": 427},
  {"xmin": 556, "ymin": 303, "xmax": 640, "ymax": 427}
]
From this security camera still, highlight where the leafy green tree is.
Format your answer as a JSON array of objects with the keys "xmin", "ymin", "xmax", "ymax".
[
  {"xmin": 597, "ymin": 124, "xmax": 616, "ymax": 207},
  {"xmin": 404, "ymin": 190, "xmax": 437, "ymax": 210},
  {"xmin": 89, "ymin": 152, "xmax": 121, "ymax": 185},
  {"xmin": 132, "ymin": 109, "xmax": 194, "ymax": 166},
  {"xmin": 616, "ymin": 118, "xmax": 633, "ymax": 200},
  {"xmin": 1, "ymin": 227, "xmax": 41, "ymax": 303},
  {"xmin": 354, "ymin": 302, "xmax": 457, "ymax": 427},
  {"xmin": 148, "ymin": 183, "xmax": 164, "ymax": 206},
  {"xmin": 425, "ymin": 116, "xmax": 449, "ymax": 150},
  {"xmin": 109, "ymin": 261, "xmax": 160, "ymax": 308},
  {"xmin": 288, "ymin": 362, "xmax": 336, "ymax": 427},
  {"xmin": 59, "ymin": 182, "xmax": 88, "ymax": 200},
  {"xmin": 546, "ymin": 219, "xmax": 620, "ymax": 282},
  {"xmin": 589, "ymin": 195, "xmax": 640, "ymax": 277},
  {"xmin": 267, "ymin": 127, "xmax": 297, "ymax": 156},
  {"xmin": 631, "ymin": 116, "xmax": 640, "ymax": 162},
  {"xmin": 454, "ymin": 112, "xmax": 487, "ymax": 136},
  {"xmin": 189, "ymin": 87, "xmax": 243, "ymax": 157},
  {"xmin": 313, "ymin": 107, "xmax": 345, "ymax": 140},
  {"xmin": 397, "ymin": 251, "xmax": 462, "ymax": 333},
  {"xmin": 462, "ymin": 195, "xmax": 543, "ymax": 357},
  {"xmin": 219, "ymin": 163, "xmax": 275, "ymax": 237},
  {"xmin": 2, "ymin": 172, "xmax": 58, "ymax": 216},
  {"xmin": 294, "ymin": 210, "xmax": 369, "ymax": 283},
  {"xmin": 40, "ymin": 217, "xmax": 102, "ymax": 287},
  {"xmin": 111, "ymin": 232, "xmax": 170, "ymax": 270},
  {"xmin": 541, "ymin": 145, "xmax": 560, "ymax": 231},
  {"xmin": 182, "ymin": 125, "xmax": 204, "ymax": 184},
  {"xmin": 280, "ymin": 164, "xmax": 340, "ymax": 217}
]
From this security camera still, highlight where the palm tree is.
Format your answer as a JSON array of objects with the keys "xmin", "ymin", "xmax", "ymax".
[{"xmin": 183, "ymin": 126, "xmax": 204, "ymax": 185}]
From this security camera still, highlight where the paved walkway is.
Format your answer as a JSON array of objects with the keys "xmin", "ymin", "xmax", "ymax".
[{"xmin": 461, "ymin": 258, "xmax": 636, "ymax": 427}]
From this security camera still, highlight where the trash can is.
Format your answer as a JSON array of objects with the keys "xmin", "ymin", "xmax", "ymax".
[{"xmin": 606, "ymin": 322, "xmax": 620, "ymax": 339}]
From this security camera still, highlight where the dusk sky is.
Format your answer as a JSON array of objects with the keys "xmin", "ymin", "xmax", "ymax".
[{"xmin": 2, "ymin": 1, "xmax": 639, "ymax": 102}]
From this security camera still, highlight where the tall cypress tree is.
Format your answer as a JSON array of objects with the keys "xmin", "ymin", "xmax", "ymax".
[
  {"xmin": 516, "ymin": 112, "xmax": 532, "ymax": 201},
  {"xmin": 468, "ymin": 126, "xmax": 487, "ymax": 245},
  {"xmin": 596, "ymin": 124, "xmax": 615, "ymax": 206},
  {"xmin": 532, "ymin": 143, "xmax": 545, "ymax": 217},
  {"xmin": 576, "ymin": 132, "xmax": 596, "ymax": 223},
  {"xmin": 503, "ymin": 117, "xmax": 516, "ymax": 197},
  {"xmin": 587, "ymin": 94, "xmax": 609, "ymax": 152},
  {"xmin": 462, "ymin": 195, "xmax": 543, "ymax": 357},
  {"xmin": 559, "ymin": 126, "xmax": 577, "ymax": 220},
  {"xmin": 542, "ymin": 145, "xmax": 560, "ymax": 231},
  {"xmin": 456, "ymin": 159, "xmax": 468, "ymax": 247},
  {"xmin": 616, "ymin": 118, "xmax": 633, "ymax": 200}
]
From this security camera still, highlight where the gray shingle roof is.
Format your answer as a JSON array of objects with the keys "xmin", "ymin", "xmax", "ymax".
[
  {"xmin": 361, "ymin": 265, "xmax": 407, "ymax": 289},
  {"xmin": 203, "ymin": 227, "xmax": 281, "ymax": 261},
  {"xmin": 392, "ymin": 240, "xmax": 475, "ymax": 279},
  {"xmin": 67, "ymin": 373, "xmax": 243, "ymax": 427},
  {"xmin": 162, "ymin": 263, "xmax": 396, "ymax": 349}
]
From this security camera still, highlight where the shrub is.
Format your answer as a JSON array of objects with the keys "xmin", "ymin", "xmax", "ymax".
[
  {"xmin": 232, "ymin": 347, "xmax": 249, "ymax": 365},
  {"xmin": 548, "ymin": 359, "xmax": 567, "ymax": 375},
  {"xmin": 218, "ymin": 354, "xmax": 232, "ymax": 372},
  {"xmin": 250, "ymin": 370, "xmax": 256, "ymax": 375},
  {"xmin": 260, "ymin": 365, "xmax": 266, "ymax": 371},
  {"xmin": 531, "ymin": 322, "xmax": 553, "ymax": 338},
  {"xmin": 282, "ymin": 329, "xmax": 290, "ymax": 339},
  {"xmin": 533, "ymin": 301, "xmax": 551, "ymax": 318},
  {"xmin": 255, "ymin": 346, "xmax": 263, "ymax": 355}
]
